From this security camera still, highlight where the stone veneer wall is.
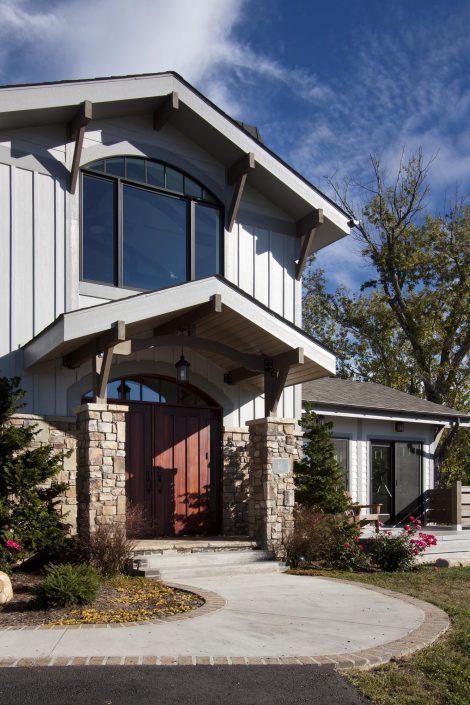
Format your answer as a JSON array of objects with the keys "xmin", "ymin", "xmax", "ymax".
[
  {"xmin": 76, "ymin": 403, "xmax": 128, "ymax": 539},
  {"xmin": 9, "ymin": 414, "xmax": 78, "ymax": 532},
  {"xmin": 247, "ymin": 418, "xmax": 302, "ymax": 556},
  {"xmin": 222, "ymin": 428, "xmax": 251, "ymax": 535}
]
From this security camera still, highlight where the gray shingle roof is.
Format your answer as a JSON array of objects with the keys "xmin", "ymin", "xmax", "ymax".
[{"xmin": 302, "ymin": 377, "xmax": 469, "ymax": 420}]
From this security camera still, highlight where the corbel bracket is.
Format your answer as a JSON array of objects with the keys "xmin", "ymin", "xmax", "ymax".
[
  {"xmin": 153, "ymin": 92, "xmax": 179, "ymax": 131},
  {"xmin": 295, "ymin": 208, "xmax": 324, "ymax": 279},
  {"xmin": 227, "ymin": 152, "xmax": 255, "ymax": 232},
  {"xmin": 68, "ymin": 100, "xmax": 93, "ymax": 194}
]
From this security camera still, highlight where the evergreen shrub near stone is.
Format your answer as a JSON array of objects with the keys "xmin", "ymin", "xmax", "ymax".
[
  {"xmin": 33, "ymin": 563, "xmax": 100, "ymax": 608},
  {"xmin": 0, "ymin": 377, "xmax": 70, "ymax": 564}
]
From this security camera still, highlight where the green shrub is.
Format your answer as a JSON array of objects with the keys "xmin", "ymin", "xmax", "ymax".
[
  {"xmin": 33, "ymin": 563, "xmax": 100, "ymax": 608},
  {"xmin": 322, "ymin": 539, "xmax": 370, "ymax": 571},
  {"xmin": 285, "ymin": 507, "xmax": 362, "ymax": 568},
  {"xmin": 367, "ymin": 532, "xmax": 416, "ymax": 572}
]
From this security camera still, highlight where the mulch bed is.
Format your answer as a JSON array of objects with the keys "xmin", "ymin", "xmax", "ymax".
[{"xmin": 0, "ymin": 572, "xmax": 204, "ymax": 628}]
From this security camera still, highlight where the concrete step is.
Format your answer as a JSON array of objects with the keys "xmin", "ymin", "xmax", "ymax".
[
  {"xmin": 131, "ymin": 538, "xmax": 257, "ymax": 556},
  {"xmin": 133, "ymin": 549, "xmax": 282, "ymax": 580}
]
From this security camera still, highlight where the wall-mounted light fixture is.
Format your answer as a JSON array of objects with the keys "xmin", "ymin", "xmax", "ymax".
[{"xmin": 395, "ymin": 421, "xmax": 405, "ymax": 432}]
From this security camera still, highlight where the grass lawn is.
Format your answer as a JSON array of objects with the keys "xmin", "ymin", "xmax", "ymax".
[{"xmin": 288, "ymin": 566, "xmax": 470, "ymax": 705}]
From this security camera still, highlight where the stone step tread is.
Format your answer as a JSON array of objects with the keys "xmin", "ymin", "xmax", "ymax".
[{"xmin": 142, "ymin": 562, "xmax": 283, "ymax": 579}]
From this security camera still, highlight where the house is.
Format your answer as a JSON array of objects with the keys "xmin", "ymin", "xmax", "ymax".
[
  {"xmin": 302, "ymin": 377, "xmax": 470, "ymax": 525},
  {"xmin": 0, "ymin": 72, "xmax": 351, "ymax": 552}
]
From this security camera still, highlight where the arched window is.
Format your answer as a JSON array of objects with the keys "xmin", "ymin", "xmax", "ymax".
[
  {"xmin": 82, "ymin": 375, "xmax": 218, "ymax": 408},
  {"xmin": 81, "ymin": 157, "xmax": 223, "ymax": 291}
]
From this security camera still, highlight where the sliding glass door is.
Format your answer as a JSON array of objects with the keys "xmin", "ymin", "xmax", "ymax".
[{"xmin": 371, "ymin": 441, "xmax": 422, "ymax": 522}]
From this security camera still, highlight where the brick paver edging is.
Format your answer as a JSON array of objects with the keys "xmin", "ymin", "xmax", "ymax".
[
  {"xmin": 0, "ymin": 583, "xmax": 225, "ymax": 631},
  {"xmin": 0, "ymin": 578, "xmax": 449, "ymax": 670}
]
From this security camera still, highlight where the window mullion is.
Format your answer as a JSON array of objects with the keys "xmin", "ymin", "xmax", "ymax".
[
  {"xmin": 117, "ymin": 178, "xmax": 123, "ymax": 287},
  {"xmin": 189, "ymin": 200, "xmax": 195, "ymax": 280}
]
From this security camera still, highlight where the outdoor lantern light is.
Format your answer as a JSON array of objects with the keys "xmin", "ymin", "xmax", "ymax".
[
  {"xmin": 175, "ymin": 354, "xmax": 190, "ymax": 384},
  {"xmin": 395, "ymin": 421, "xmax": 405, "ymax": 432}
]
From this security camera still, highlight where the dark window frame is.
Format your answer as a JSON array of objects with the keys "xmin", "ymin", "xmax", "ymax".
[
  {"xmin": 369, "ymin": 439, "xmax": 423, "ymax": 522},
  {"xmin": 80, "ymin": 157, "xmax": 224, "ymax": 291},
  {"xmin": 332, "ymin": 436, "xmax": 350, "ymax": 491}
]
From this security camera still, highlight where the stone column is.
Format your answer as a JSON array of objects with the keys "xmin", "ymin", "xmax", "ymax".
[
  {"xmin": 222, "ymin": 427, "xmax": 251, "ymax": 535},
  {"xmin": 76, "ymin": 403, "xmax": 128, "ymax": 540},
  {"xmin": 247, "ymin": 418, "xmax": 301, "ymax": 556}
]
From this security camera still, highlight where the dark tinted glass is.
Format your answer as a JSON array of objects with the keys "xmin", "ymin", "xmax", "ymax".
[
  {"xmin": 146, "ymin": 161, "xmax": 165, "ymax": 188},
  {"xmin": 165, "ymin": 167, "xmax": 184, "ymax": 192},
  {"xmin": 184, "ymin": 177, "xmax": 202, "ymax": 199},
  {"xmin": 159, "ymin": 379, "xmax": 178, "ymax": 404},
  {"xmin": 88, "ymin": 160, "xmax": 105, "ymax": 172},
  {"xmin": 123, "ymin": 185, "xmax": 187, "ymax": 290},
  {"xmin": 105, "ymin": 157, "xmax": 126, "ymax": 177},
  {"xmin": 195, "ymin": 204, "xmax": 220, "ymax": 278},
  {"xmin": 141, "ymin": 378, "xmax": 161, "ymax": 402},
  {"xmin": 333, "ymin": 438, "xmax": 349, "ymax": 489},
  {"xmin": 126, "ymin": 158, "xmax": 146, "ymax": 182},
  {"xmin": 82, "ymin": 175, "xmax": 116, "ymax": 284}
]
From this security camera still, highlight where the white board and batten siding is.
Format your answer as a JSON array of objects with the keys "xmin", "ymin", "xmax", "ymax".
[{"xmin": 0, "ymin": 118, "xmax": 302, "ymax": 420}]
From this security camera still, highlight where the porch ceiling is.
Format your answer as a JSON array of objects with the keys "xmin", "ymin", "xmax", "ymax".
[{"xmin": 23, "ymin": 277, "xmax": 336, "ymax": 388}]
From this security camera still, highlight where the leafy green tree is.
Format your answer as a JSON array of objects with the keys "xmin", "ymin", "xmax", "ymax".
[
  {"xmin": 294, "ymin": 403, "xmax": 350, "ymax": 513},
  {"xmin": 303, "ymin": 150, "xmax": 469, "ymax": 481},
  {"xmin": 0, "ymin": 377, "xmax": 69, "ymax": 556}
]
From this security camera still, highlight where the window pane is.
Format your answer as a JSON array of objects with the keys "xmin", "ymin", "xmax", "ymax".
[
  {"xmin": 146, "ymin": 161, "xmax": 165, "ymax": 188},
  {"xmin": 165, "ymin": 167, "xmax": 184, "ymax": 192},
  {"xmin": 333, "ymin": 438, "xmax": 349, "ymax": 490},
  {"xmin": 195, "ymin": 204, "xmax": 220, "ymax": 278},
  {"xmin": 118, "ymin": 379, "xmax": 141, "ymax": 401},
  {"xmin": 141, "ymin": 378, "xmax": 161, "ymax": 403},
  {"xmin": 184, "ymin": 176, "xmax": 202, "ymax": 199},
  {"xmin": 123, "ymin": 185, "xmax": 187, "ymax": 290},
  {"xmin": 126, "ymin": 158, "xmax": 146, "ymax": 182},
  {"xmin": 202, "ymin": 189, "xmax": 218, "ymax": 204},
  {"xmin": 82, "ymin": 174, "xmax": 116, "ymax": 284},
  {"xmin": 105, "ymin": 157, "xmax": 126, "ymax": 177},
  {"xmin": 371, "ymin": 443, "xmax": 393, "ymax": 515},
  {"xmin": 106, "ymin": 380, "xmax": 121, "ymax": 399},
  {"xmin": 87, "ymin": 160, "xmax": 105, "ymax": 173},
  {"xmin": 159, "ymin": 379, "xmax": 178, "ymax": 404}
]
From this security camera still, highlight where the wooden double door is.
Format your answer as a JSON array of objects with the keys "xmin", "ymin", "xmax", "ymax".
[{"xmin": 126, "ymin": 403, "xmax": 221, "ymax": 537}]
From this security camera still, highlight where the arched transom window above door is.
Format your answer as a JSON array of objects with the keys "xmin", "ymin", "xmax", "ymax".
[
  {"xmin": 81, "ymin": 157, "xmax": 223, "ymax": 291},
  {"xmin": 82, "ymin": 375, "xmax": 218, "ymax": 408}
]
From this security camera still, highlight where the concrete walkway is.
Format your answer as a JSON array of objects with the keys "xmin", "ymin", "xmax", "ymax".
[{"xmin": 0, "ymin": 574, "xmax": 449, "ymax": 669}]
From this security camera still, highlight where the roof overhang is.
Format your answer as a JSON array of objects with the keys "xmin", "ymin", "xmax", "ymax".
[
  {"xmin": 0, "ymin": 72, "xmax": 350, "ymax": 253},
  {"xmin": 23, "ymin": 277, "xmax": 336, "ymax": 392},
  {"xmin": 304, "ymin": 403, "xmax": 470, "ymax": 427}
]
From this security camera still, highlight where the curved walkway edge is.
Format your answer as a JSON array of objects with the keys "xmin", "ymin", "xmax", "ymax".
[{"xmin": 0, "ymin": 576, "xmax": 450, "ymax": 671}]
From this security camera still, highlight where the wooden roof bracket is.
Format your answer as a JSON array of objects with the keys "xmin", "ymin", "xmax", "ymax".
[
  {"xmin": 153, "ymin": 294, "xmax": 222, "ymax": 336},
  {"xmin": 226, "ymin": 152, "xmax": 255, "ymax": 232},
  {"xmin": 153, "ymin": 92, "xmax": 179, "ymax": 130},
  {"xmin": 225, "ymin": 347, "xmax": 304, "ymax": 387},
  {"xmin": 68, "ymin": 100, "xmax": 93, "ymax": 194},
  {"xmin": 295, "ymin": 208, "xmax": 324, "ymax": 280},
  {"xmin": 63, "ymin": 320, "xmax": 126, "ymax": 369}
]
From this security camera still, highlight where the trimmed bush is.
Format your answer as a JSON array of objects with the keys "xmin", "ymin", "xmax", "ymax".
[
  {"xmin": 285, "ymin": 507, "xmax": 363, "ymax": 569},
  {"xmin": 81, "ymin": 505, "xmax": 144, "ymax": 576},
  {"xmin": 33, "ymin": 563, "xmax": 100, "ymax": 608}
]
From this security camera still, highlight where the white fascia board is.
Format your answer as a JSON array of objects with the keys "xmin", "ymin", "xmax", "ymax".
[
  {"xmin": 1, "ymin": 75, "xmax": 350, "ymax": 235},
  {"xmin": 303, "ymin": 406, "xmax": 461, "ymax": 427},
  {"xmin": 24, "ymin": 277, "xmax": 336, "ymax": 373}
]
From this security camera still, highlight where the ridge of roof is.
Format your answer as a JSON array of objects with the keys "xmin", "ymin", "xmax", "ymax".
[
  {"xmin": 302, "ymin": 377, "xmax": 469, "ymax": 419},
  {"xmin": 0, "ymin": 71, "xmax": 349, "ymax": 221}
]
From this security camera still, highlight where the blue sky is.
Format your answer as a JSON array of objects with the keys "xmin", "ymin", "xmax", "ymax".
[{"xmin": 0, "ymin": 0, "xmax": 468, "ymax": 288}]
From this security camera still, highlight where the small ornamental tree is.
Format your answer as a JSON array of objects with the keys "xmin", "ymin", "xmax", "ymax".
[
  {"xmin": 294, "ymin": 402, "xmax": 351, "ymax": 514},
  {"xmin": 0, "ymin": 377, "xmax": 69, "ymax": 560}
]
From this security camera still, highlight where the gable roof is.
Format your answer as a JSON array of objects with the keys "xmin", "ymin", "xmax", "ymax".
[
  {"xmin": 0, "ymin": 71, "xmax": 350, "ymax": 254},
  {"xmin": 303, "ymin": 377, "xmax": 469, "ymax": 423}
]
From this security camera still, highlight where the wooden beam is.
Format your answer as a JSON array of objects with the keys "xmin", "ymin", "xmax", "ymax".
[
  {"xmin": 153, "ymin": 92, "xmax": 179, "ymax": 130},
  {"xmin": 63, "ymin": 321, "xmax": 126, "ymax": 369},
  {"xmin": 153, "ymin": 295, "xmax": 222, "ymax": 336},
  {"xmin": 264, "ymin": 366, "xmax": 290, "ymax": 417},
  {"xmin": 226, "ymin": 348, "xmax": 304, "ymax": 385},
  {"xmin": 68, "ymin": 100, "xmax": 93, "ymax": 194},
  {"xmin": 128, "ymin": 334, "xmax": 264, "ymax": 372},
  {"xmin": 97, "ymin": 345, "xmax": 115, "ymax": 401},
  {"xmin": 227, "ymin": 153, "xmax": 255, "ymax": 232},
  {"xmin": 295, "ymin": 209, "xmax": 324, "ymax": 279},
  {"xmin": 227, "ymin": 152, "xmax": 255, "ymax": 185}
]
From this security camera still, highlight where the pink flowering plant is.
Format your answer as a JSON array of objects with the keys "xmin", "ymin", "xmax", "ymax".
[
  {"xmin": 368, "ymin": 517, "xmax": 437, "ymax": 572},
  {"xmin": 0, "ymin": 528, "xmax": 23, "ymax": 575}
]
